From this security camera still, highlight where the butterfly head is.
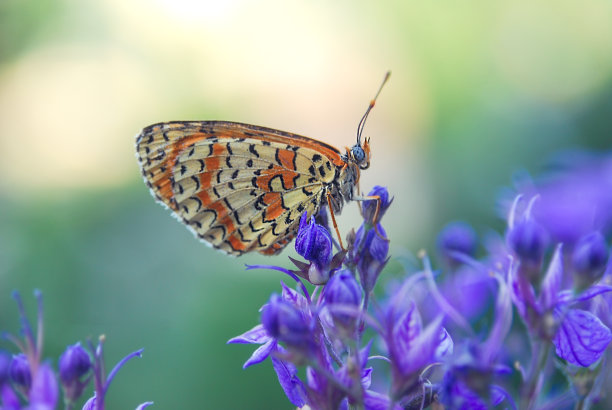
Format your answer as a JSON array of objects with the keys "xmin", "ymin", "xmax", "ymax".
[{"xmin": 350, "ymin": 137, "xmax": 371, "ymax": 170}]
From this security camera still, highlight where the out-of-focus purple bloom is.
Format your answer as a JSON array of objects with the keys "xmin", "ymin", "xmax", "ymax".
[
  {"xmin": 441, "ymin": 367, "xmax": 509, "ymax": 410},
  {"xmin": 440, "ymin": 276, "xmax": 514, "ymax": 409},
  {"xmin": 59, "ymin": 343, "xmax": 91, "ymax": 384},
  {"xmin": 1, "ymin": 382, "xmax": 20, "ymax": 409},
  {"xmin": 362, "ymin": 185, "xmax": 392, "ymax": 224},
  {"xmin": 529, "ymin": 152, "xmax": 612, "ymax": 244},
  {"xmin": 571, "ymin": 231, "xmax": 609, "ymax": 289},
  {"xmin": 59, "ymin": 342, "xmax": 92, "ymax": 404},
  {"xmin": 437, "ymin": 221, "xmax": 478, "ymax": 265},
  {"xmin": 295, "ymin": 213, "xmax": 333, "ymax": 269},
  {"xmin": 28, "ymin": 362, "xmax": 59, "ymax": 408},
  {"xmin": 380, "ymin": 279, "xmax": 452, "ymax": 398},
  {"xmin": 0, "ymin": 350, "xmax": 11, "ymax": 386},
  {"xmin": 508, "ymin": 241, "xmax": 612, "ymax": 365},
  {"xmin": 9, "ymin": 353, "xmax": 31, "ymax": 392},
  {"xmin": 323, "ymin": 270, "xmax": 362, "ymax": 331},
  {"xmin": 84, "ymin": 394, "xmax": 155, "ymax": 410},
  {"xmin": 434, "ymin": 266, "xmax": 495, "ymax": 322},
  {"xmin": 506, "ymin": 215, "xmax": 548, "ymax": 272}
]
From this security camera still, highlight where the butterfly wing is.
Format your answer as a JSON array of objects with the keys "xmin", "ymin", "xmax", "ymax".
[{"xmin": 135, "ymin": 121, "xmax": 344, "ymax": 256}]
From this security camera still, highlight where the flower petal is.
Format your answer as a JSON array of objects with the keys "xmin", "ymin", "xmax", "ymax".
[
  {"xmin": 571, "ymin": 284, "xmax": 612, "ymax": 304},
  {"xmin": 1, "ymin": 383, "xmax": 20, "ymax": 409},
  {"xmin": 397, "ymin": 316, "xmax": 443, "ymax": 375},
  {"xmin": 135, "ymin": 402, "xmax": 154, "ymax": 410},
  {"xmin": 553, "ymin": 308, "xmax": 612, "ymax": 367},
  {"xmin": 391, "ymin": 301, "xmax": 421, "ymax": 359},
  {"xmin": 483, "ymin": 274, "xmax": 512, "ymax": 363},
  {"xmin": 361, "ymin": 367, "xmax": 373, "ymax": 390},
  {"xmin": 227, "ymin": 325, "xmax": 270, "ymax": 345},
  {"xmin": 539, "ymin": 244, "xmax": 563, "ymax": 310},
  {"xmin": 29, "ymin": 363, "xmax": 58, "ymax": 408},
  {"xmin": 270, "ymin": 356, "xmax": 307, "ymax": 407},
  {"xmin": 363, "ymin": 390, "xmax": 402, "ymax": 410},
  {"xmin": 435, "ymin": 328, "xmax": 454, "ymax": 360},
  {"xmin": 243, "ymin": 340, "xmax": 276, "ymax": 369}
]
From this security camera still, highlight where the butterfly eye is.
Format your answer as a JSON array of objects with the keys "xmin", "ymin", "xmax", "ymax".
[{"xmin": 351, "ymin": 145, "xmax": 366, "ymax": 163}]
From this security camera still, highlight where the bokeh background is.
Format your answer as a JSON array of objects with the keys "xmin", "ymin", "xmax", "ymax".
[{"xmin": 1, "ymin": 0, "xmax": 611, "ymax": 408}]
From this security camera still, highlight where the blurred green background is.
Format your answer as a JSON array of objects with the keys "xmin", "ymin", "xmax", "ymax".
[{"xmin": 1, "ymin": 0, "xmax": 611, "ymax": 408}]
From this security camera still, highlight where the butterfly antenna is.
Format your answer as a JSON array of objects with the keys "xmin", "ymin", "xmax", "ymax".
[{"xmin": 356, "ymin": 71, "xmax": 391, "ymax": 145}]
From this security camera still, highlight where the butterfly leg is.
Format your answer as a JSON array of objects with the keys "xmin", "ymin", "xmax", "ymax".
[
  {"xmin": 326, "ymin": 192, "xmax": 346, "ymax": 251},
  {"xmin": 355, "ymin": 195, "xmax": 389, "ymax": 242}
]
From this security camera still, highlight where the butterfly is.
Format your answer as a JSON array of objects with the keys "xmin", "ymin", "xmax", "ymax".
[{"xmin": 135, "ymin": 72, "xmax": 389, "ymax": 256}]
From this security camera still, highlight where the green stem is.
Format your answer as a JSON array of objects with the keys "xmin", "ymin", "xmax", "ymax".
[{"xmin": 521, "ymin": 340, "xmax": 550, "ymax": 409}]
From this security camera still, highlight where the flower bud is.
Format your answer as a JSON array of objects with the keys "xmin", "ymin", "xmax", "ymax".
[
  {"xmin": 9, "ymin": 353, "xmax": 31, "ymax": 391},
  {"xmin": 437, "ymin": 222, "xmax": 477, "ymax": 264},
  {"xmin": 572, "ymin": 232, "xmax": 609, "ymax": 288},
  {"xmin": 323, "ymin": 270, "xmax": 362, "ymax": 329},
  {"xmin": 507, "ymin": 218, "xmax": 548, "ymax": 267},
  {"xmin": 59, "ymin": 342, "xmax": 92, "ymax": 403},
  {"xmin": 262, "ymin": 294, "xmax": 311, "ymax": 350},
  {"xmin": 59, "ymin": 343, "xmax": 91, "ymax": 384},
  {"xmin": 295, "ymin": 213, "xmax": 333, "ymax": 270},
  {"xmin": 82, "ymin": 395, "xmax": 97, "ymax": 410},
  {"xmin": 362, "ymin": 186, "xmax": 392, "ymax": 224},
  {"xmin": 354, "ymin": 223, "xmax": 389, "ymax": 294},
  {"xmin": 0, "ymin": 350, "xmax": 11, "ymax": 386}
]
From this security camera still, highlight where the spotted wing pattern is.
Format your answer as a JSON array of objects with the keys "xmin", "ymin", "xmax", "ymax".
[{"xmin": 136, "ymin": 121, "xmax": 345, "ymax": 256}]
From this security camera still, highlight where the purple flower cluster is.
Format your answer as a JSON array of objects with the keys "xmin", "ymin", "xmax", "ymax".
[
  {"xmin": 230, "ymin": 187, "xmax": 453, "ymax": 409},
  {"xmin": 0, "ymin": 291, "xmax": 152, "ymax": 410},
  {"xmin": 230, "ymin": 154, "xmax": 612, "ymax": 409}
]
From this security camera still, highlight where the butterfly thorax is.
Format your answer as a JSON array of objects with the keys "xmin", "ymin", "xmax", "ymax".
[{"xmin": 326, "ymin": 161, "xmax": 360, "ymax": 215}]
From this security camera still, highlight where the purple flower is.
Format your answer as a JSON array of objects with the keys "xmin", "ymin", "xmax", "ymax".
[
  {"xmin": 82, "ymin": 336, "xmax": 146, "ymax": 410},
  {"xmin": 322, "ymin": 270, "xmax": 362, "ymax": 331},
  {"xmin": 262, "ymin": 294, "xmax": 313, "ymax": 352},
  {"xmin": 294, "ymin": 213, "xmax": 336, "ymax": 284},
  {"xmin": 380, "ymin": 278, "xmax": 453, "ymax": 398},
  {"xmin": 4, "ymin": 290, "xmax": 151, "ymax": 410},
  {"xmin": 295, "ymin": 213, "xmax": 333, "ymax": 268},
  {"xmin": 508, "ymin": 242, "xmax": 612, "ymax": 365},
  {"xmin": 9, "ymin": 353, "xmax": 31, "ymax": 392},
  {"xmin": 28, "ymin": 362, "xmax": 59, "ymax": 409},
  {"xmin": 571, "ymin": 231, "xmax": 609, "ymax": 289},
  {"xmin": 228, "ymin": 285, "xmax": 313, "ymax": 407},
  {"xmin": 506, "ymin": 214, "xmax": 548, "ymax": 271},
  {"xmin": 0, "ymin": 351, "xmax": 11, "ymax": 391},
  {"xmin": 228, "ymin": 326, "xmax": 308, "ymax": 406},
  {"xmin": 436, "ymin": 266, "xmax": 495, "ymax": 322},
  {"xmin": 361, "ymin": 185, "xmax": 392, "ymax": 224},
  {"xmin": 441, "ymin": 367, "xmax": 509, "ymax": 410},
  {"xmin": 437, "ymin": 221, "xmax": 478, "ymax": 266},
  {"xmin": 353, "ymin": 223, "xmax": 389, "ymax": 295},
  {"xmin": 439, "ymin": 277, "xmax": 513, "ymax": 409},
  {"xmin": 529, "ymin": 152, "xmax": 612, "ymax": 244},
  {"xmin": 59, "ymin": 342, "xmax": 92, "ymax": 404},
  {"xmin": 553, "ymin": 308, "xmax": 612, "ymax": 367}
]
